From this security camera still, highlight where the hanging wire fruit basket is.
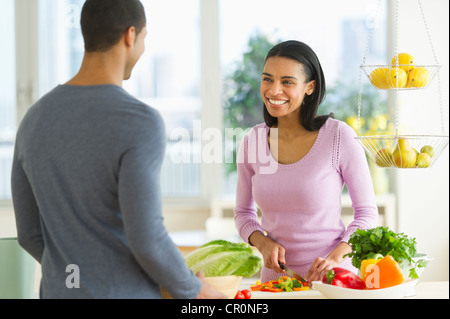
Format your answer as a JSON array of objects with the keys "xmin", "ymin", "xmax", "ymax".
[
  {"xmin": 355, "ymin": 0, "xmax": 449, "ymax": 169},
  {"xmin": 361, "ymin": 64, "xmax": 441, "ymax": 90},
  {"xmin": 355, "ymin": 135, "xmax": 449, "ymax": 168}
]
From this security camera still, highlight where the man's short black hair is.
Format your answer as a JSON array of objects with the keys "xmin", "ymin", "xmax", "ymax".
[{"xmin": 81, "ymin": 0, "xmax": 146, "ymax": 52}]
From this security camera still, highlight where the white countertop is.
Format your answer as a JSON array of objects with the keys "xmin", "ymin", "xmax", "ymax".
[{"xmin": 239, "ymin": 278, "xmax": 449, "ymax": 299}]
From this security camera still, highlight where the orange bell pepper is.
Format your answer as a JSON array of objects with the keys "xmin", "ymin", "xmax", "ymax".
[
  {"xmin": 292, "ymin": 286, "xmax": 309, "ymax": 291},
  {"xmin": 364, "ymin": 255, "xmax": 404, "ymax": 289}
]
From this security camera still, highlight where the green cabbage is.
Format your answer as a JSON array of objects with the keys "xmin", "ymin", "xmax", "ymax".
[{"xmin": 184, "ymin": 240, "xmax": 262, "ymax": 278}]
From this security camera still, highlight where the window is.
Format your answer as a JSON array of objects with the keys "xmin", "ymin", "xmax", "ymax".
[
  {"xmin": 220, "ymin": 0, "xmax": 388, "ymax": 196},
  {"xmin": 6, "ymin": 0, "xmax": 388, "ymax": 204},
  {"xmin": 123, "ymin": 0, "xmax": 202, "ymax": 197},
  {"xmin": 38, "ymin": 0, "xmax": 85, "ymax": 96},
  {"xmin": 36, "ymin": 0, "xmax": 203, "ymax": 198},
  {"xmin": 0, "ymin": 0, "xmax": 16, "ymax": 200}
]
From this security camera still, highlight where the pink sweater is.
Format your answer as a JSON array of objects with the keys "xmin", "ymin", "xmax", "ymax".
[{"xmin": 234, "ymin": 118, "xmax": 378, "ymax": 281}]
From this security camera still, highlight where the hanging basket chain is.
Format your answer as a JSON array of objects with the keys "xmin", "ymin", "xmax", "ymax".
[
  {"xmin": 417, "ymin": 0, "xmax": 439, "ymax": 65},
  {"xmin": 359, "ymin": 0, "xmax": 446, "ymax": 136},
  {"xmin": 437, "ymin": 73, "xmax": 446, "ymax": 135},
  {"xmin": 357, "ymin": 0, "xmax": 383, "ymax": 134},
  {"xmin": 393, "ymin": 0, "xmax": 399, "ymax": 135},
  {"xmin": 417, "ymin": 0, "xmax": 446, "ymax": 136}
]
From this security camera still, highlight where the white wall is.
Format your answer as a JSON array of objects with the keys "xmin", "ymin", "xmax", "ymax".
[{"xmin": 392, "ymin": 0, "xmax": 449, "ymax": 281}]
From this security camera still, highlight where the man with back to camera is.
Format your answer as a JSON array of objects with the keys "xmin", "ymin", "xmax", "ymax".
[{"xmin": 11, "ymin": 0, "xmax": 225, "ymax": 299}]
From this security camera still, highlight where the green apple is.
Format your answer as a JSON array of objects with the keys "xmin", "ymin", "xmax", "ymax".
[{"xmin": 420, "ymin": 145, "xmax": 435, "ymax": 158}]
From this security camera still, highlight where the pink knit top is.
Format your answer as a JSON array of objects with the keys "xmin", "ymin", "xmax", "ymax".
[{"xmin": 234, "ymin": 118, "xmax": 378, "ymax": 281}]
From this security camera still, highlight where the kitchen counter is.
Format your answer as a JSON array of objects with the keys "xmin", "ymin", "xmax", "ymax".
[
  {"xmin": 240, "ymin": 278, "xmax": 449, "ymax": 299},
  {"xmin": 405, "ymin": 281, "xmax": 449, "ymax": 299}
]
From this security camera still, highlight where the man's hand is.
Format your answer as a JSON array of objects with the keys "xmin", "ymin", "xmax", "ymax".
[{"xmin": 195, "ymin": 271, "xmax": 228, "ymax": 299}]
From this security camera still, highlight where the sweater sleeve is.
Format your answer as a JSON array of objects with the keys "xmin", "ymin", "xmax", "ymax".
[
  {"xmin": 118, "ymin": 109, "xmax": 201, "ymax": 299},
  {"xmin": 234, "ymin": 132, "xmax": 265, "ymax": 244},
  {"xmin": 11, "ymin": 143, "xmax": 44, "ymax": 263},
  {"xmin": 336, "ymin": 122, "xmax": 378, "ymax": 243}
]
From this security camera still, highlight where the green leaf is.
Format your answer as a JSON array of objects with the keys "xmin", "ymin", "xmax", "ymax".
[
  {"xmin": 185, "ymin": 240, "xmax": 262, "ymax": 278},
  {"xmin": 409, "ymin": 268, "xmax": 419, "ymax": 279}
]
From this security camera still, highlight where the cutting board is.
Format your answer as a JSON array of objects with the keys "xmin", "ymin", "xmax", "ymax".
[
  {"xmin": 240, "ymin": 279, "xmax": 325, "ymax": 299},
  {"xmin": 250, "ymin": 289, "xmax": 325, "ymax": 299}
]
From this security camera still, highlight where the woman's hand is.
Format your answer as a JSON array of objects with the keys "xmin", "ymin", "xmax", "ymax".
[
  {"xmin": 305, "ymin": 257, "xmax": 339, "ymax": 282},
  {"xmin": 249, "ymin": 231, "xmax": 285, "ymax": 273},
  {"xmin": 305, "ymin": 242, "xmax": 352, "ymax": 281}
]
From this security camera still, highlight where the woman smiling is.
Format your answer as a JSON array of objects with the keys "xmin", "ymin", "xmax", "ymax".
[{"xmin": 234, "ymin": 40, "xmax": 378, "ymax": 283}]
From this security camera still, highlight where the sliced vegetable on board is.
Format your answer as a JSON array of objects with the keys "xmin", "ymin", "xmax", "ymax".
[{"xmin": 250, "ymin": 276, "xmax": 309, "ymax": 293}]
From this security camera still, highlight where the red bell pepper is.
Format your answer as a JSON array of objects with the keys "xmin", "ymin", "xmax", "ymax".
[
  {"xmin": 250, "ymin": 284, "xmax": 264, "ymax": 291},
  {"xmin": 322, "ymin": 267, "xmax": 366, "ymax": 290}
]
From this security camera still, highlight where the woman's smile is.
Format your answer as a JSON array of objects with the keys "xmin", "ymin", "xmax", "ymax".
[{"xmin": 267, "ymin": 98, "xmax": 289, "ymax": 107}]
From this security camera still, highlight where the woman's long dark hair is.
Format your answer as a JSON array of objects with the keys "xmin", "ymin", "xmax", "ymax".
[{"xmin": 263, "ymin": 40, "xmax": 333, "ymax": 131}]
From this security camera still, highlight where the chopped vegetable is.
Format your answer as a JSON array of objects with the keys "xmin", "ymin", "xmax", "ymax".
[
  {"xmin": 250, "ymin": 276, "xmax": 309, "ymax": 292},
  {"xmin": 262, "ymin": 287, "xmax": 283, "ymax": 292},
  {"xmin": 184, "ymin": 240, "xmax": 262, "ymax": 277},
  {"xmin": 292, "ymin": 286, "xmax": 309, "ymax": 291},
  {"xmin": 364, "ymin": 255, "xmax": 404, "ymax": 289},
  {"xmin": 322, "ymin": 267, "xmax": 366, "ymax": 290},
  {"xmin": 250, "ymin": 284, "xmax": 264, "ymax": 291},
  {"xmin": 279, "ymin": 277, "xmax": 293, "ymax": 292},
  {"xmin": 344, "ymin": 226, "xmax": 419, "ymax": 278}
]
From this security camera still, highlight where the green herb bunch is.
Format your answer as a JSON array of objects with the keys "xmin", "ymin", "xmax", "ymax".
[{"xmin": 344, "ymin": 226, "xmax": 424, "ymax": 278}]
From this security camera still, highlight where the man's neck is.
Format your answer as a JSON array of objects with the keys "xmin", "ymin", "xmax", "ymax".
[{"xmin": 66, "ymin": 50, "xmax": 125, "ymax": 87}]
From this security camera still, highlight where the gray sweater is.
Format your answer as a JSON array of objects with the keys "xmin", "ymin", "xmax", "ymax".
[{"xmin": 11, "ymin": 84, "xmax": 201, "ymax": 298}]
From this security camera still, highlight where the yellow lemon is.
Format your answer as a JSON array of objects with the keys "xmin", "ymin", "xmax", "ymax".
[
  {"xmin": 346, "ymin": 116, "xmax": 358, "ymax": 129},
  {"xmin": 346, "ymin": 116, "xmax": 366, "ymax": 133},
  {"xmin": 375, "ymin": 148, "xmax": 394, "ymax": 167},
  {"xmin": 374, "ymin": 115, "xmax": 388, "ymax": 131},
  {"xmin": 369, "ymin": 67, "xmax": 390, "ymax": 89},
  {"xmin": 386, "ymin": 67, "xmax": 407, "ymax": 88},
  {"xmin": 405, "ymin": 67, "xmax": 430, "ymax": 88},
  {"xmin": 391, "ymin": 53, "xmax": 415, "ymax": 72}
]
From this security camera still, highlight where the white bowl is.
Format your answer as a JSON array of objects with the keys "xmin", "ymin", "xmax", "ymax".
[
  {"xmin": 312, "ymin": 279, "xmax": 418, "ymax": 299},
  {"xmin": 356, "ymin": 253, "xmax": 431, "ymax": 296}
]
